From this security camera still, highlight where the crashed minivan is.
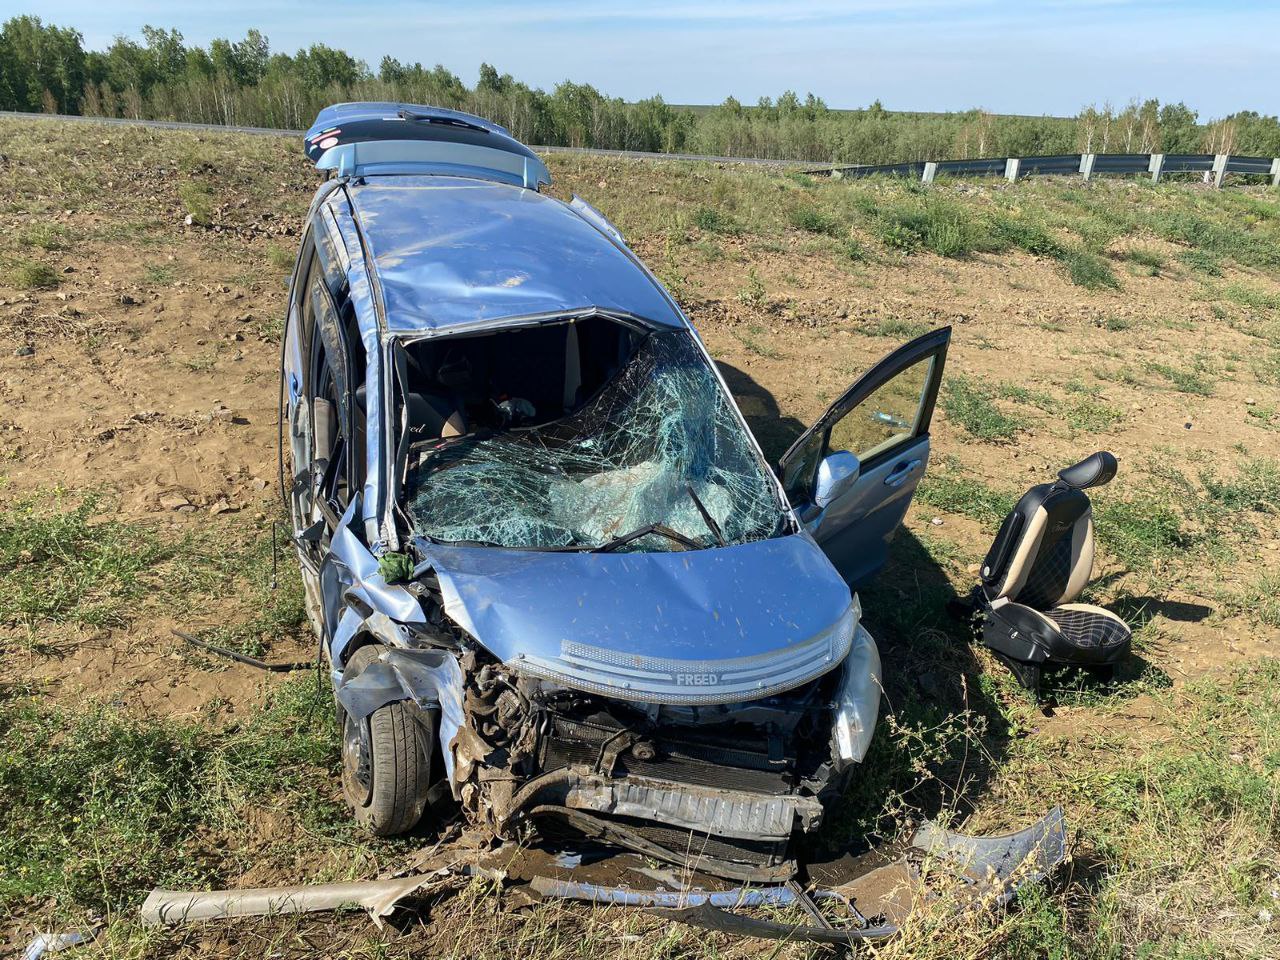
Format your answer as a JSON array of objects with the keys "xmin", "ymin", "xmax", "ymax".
[{"xmin": 284, "ymin": 103, "xmax": 951, "ymax": 882}]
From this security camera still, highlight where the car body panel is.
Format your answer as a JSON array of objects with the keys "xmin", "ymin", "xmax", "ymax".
[
  {"xmin": 417, "ymin": 534, "xmax": 854, "ymax": 705},
  {"xmin": 344, "ymin": 177, "xmax": 684, "ymax": 336}
]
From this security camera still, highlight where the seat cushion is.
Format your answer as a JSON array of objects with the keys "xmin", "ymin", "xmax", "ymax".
[
  {"xmin": 983, "ymin": 600, "xmax": 1131, "ymax": 669},
  {"xmin": 1036, "ymin": 603, "xmax": 1131, "ymax": 652}
]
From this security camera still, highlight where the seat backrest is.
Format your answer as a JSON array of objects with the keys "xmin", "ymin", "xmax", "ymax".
[{"xmin": 980, "ymin": 452, "xmax": 1117, "ymax": 610}]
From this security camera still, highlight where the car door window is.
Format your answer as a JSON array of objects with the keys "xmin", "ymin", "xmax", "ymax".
[
  {"xmin": 827, "ymin": 355, "xmax": 935, "ymax": 464},
  {"xmin": 776, "ymin": 327, "xmax": 950, "ymax": 584},
  {"xmin": 778, "ymin": 327, "xmax": 949, "ymax": 510}
]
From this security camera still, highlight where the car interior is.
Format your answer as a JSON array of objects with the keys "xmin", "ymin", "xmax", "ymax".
[{"xmin": 395, "ymin": 314, "xmax": 644, "ymax": 448}]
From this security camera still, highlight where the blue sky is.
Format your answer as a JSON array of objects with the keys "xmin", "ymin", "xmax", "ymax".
[{"xmin": 24, "ymin": 1, "xmax": 1280, "ymax": 117}]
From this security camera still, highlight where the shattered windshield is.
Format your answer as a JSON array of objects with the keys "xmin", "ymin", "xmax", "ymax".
[{"xmin": 405, "ymin": 329, "xmax": 787, "ymax": 551}]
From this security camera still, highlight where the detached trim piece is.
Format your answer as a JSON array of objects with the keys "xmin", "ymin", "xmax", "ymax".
[{"xmin": 141, "ymin": 875, "xmax": 440, "ymax": 927}]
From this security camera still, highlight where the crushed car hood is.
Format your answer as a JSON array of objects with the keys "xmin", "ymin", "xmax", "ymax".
[{"xmin": 418, "ymin": 534, "xmax": 855, "ymax": 705}]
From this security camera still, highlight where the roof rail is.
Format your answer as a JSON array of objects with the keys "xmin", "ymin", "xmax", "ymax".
[{"xmin": 305, "ymin": 102, "xmax": 551, "ymax": 189}]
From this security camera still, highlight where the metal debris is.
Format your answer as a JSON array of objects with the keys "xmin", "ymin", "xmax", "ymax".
[{"xmin": 137, "ymin": 806, "xmax": 1067, "ymax": 945}]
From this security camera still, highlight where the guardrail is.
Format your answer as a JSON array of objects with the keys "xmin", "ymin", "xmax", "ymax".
[{"xmin": 818, "ymin": 152, "xmax": 1280, "ymax": 188}]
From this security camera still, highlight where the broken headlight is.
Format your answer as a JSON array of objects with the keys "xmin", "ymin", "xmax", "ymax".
[{"xmin": 831, "ymin": 594, "xmax": 881, "ymax": 767}]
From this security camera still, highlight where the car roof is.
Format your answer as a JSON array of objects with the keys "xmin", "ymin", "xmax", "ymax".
[{"xmin": 342, "ymin": 175, "xmax": 685, "ymax": 335}]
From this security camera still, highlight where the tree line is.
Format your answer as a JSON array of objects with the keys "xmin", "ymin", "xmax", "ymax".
[{"xmin": 3, "ymin": 15, "xmax": 1279, "ymax": 163}]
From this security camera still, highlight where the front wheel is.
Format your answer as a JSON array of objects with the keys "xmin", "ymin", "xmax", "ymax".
[{"xmin": 339, "ymin": 644, "xmax": 433, "ymax": 836}]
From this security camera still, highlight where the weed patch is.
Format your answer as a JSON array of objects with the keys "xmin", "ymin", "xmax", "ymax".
[
  {"xmin": 3, "ymin": 258, "xmax": 60, "ymax": 290},
  {"xmin": 1063, "ymin": 249, "xmax": 1120, "ymax": 290},
  {"xmin": 0, "ymin": 492, "xmax": 173, "ymax": 628},
  {"xmin": 788, "ymin": 205, "xmax": 841, "ymax": 236},
  {"xmin": 916, "ymin": 466, "xmax": 1018, "ymax": 525},
  {"xmin": 941, "ymin": 375, "xmax": 1025, "ymax": 442},
  {"xmin": 692, "ymin": 205, "xmax": 741, "ymax": 235},
  {"xmin": 178, "ymin": 181, "xmax": 215, "ymax": 226},
  {"xmin": 1147, "ymin": 359, "xmax": 1214, "ymax": 395},
  {"xmin": 0, "ymin": 678, "xmax": 339, "ymax": 915}
]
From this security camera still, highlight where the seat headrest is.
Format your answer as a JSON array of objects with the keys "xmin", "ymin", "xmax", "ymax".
[{"xmin": 1057, "ymin": 451, "xmax": 1117, "ymax": 490}]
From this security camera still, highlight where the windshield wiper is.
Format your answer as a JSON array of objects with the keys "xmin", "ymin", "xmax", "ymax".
[
  {"xmin": 686, "ymin": 484, "xmax": 726, "ymax": 547},
  {"xmin": 591, "ymin": 523, "xmax": 703, "ymax": 553}
]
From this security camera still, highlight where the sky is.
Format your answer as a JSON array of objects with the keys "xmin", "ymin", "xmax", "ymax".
[{"xmin": 20, "ymin": 1, "xmax": 1280, "ymax": 118}]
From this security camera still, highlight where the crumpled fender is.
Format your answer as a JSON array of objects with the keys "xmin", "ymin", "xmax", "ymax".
[
  {"xmin": 326, "ymin": 499, "xmax": 464, "ymax": 786},
  {"xmin": 334, "ymin": 646, "xmax": 465, "ymax": 785}
]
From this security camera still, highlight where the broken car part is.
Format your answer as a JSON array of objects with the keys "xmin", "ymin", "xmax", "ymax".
[
  {"xmin": 140, "ymin": 873, "xmax": 451, "ymax": 928},
  {"xmin": 137, "ymin": 807, "xmax": 1067, "ymax": 944},
  {"xmin": 973, "ymin": 451, "xmax": 1132, "ymax": 697},
  {"xmin": 172, "ymin": 630, "xmax": 312, "ymax": 673}
]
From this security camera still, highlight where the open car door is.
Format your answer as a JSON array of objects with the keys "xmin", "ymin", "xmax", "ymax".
[{"xmin": 778, "ymin": 327, "xmax": 950, "ymax": 585}]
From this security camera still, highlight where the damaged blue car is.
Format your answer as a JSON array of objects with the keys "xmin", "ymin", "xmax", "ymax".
[{"xmin": 283, "ymin": 102, "xmax": 953, "ymax": 882}]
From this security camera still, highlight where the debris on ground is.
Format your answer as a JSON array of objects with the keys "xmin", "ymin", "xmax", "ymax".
[{"xmin": 137, "ymin": 807, "xmax": 1067, "ymax": 944}]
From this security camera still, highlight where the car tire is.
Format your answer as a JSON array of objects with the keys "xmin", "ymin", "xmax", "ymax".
[{"xmin": 339, "ymin": 644, "xmax": 433, "ymax": 836}]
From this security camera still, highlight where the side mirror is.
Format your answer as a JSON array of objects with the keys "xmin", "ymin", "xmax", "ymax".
[{"xmin": 813, "ymin": 451, "xmax": 861, "ymax": 509}]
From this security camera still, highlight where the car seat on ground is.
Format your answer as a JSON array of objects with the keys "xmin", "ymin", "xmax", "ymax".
[{"xmin": 971, "ymin": 451, "xmax": 1131, "ymax": 697}]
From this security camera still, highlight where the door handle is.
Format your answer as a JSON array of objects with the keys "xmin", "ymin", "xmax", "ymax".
[{"xmin": 884, "ymin": 459, "xmax": 922, "ymax": 487}]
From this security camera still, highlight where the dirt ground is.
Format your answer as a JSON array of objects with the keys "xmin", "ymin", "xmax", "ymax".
[{"xmin": 1, "ymin": 118, "xmax": 1278, "ymax": 958}]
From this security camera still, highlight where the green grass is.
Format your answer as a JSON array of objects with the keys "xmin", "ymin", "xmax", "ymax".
[
  {"xmin": 940, "ymin": 375, "xmax": 1025, "ymax": 442},
  {"xmin": 3, "ymin": 257, "xmax": 60, "ymax": 290},
  {"xmin": 993, "ymin": 381, "xmax": 1127, "ymax": 434},
  {"xmin": 731, "ymin": 322, "xmax": 781, "ymax": 359},
  {"xmin": 873, "ymin": 197, "xmax": 982, "ymax": 258},
  {"xmin": 18, "ymin": 223, "xmax": 72, "ymax": 251},
  {"xmin": 1200, "ymin": 457, "xmax": 1280, "ymax": 515},
  {"xmin": 1220, "ymin": 573, "xmax": 1280, "ymax": 627},
  {"xmin": 1147, "ymin": 359, "xmax": 1214, "ymax": 395},
  {"xmin": 1222, "ymin": 283, "xmax": 1280, "ymax": 312},
  {"xmin": 0, "ymin": 492, "xmax": 174, "ymax": 629},
  {"xmin": 1179, "ymin": 248, "xmax": 1223, "ymax": 276},
  {"xmin": 788, "ymin": 205, "xmax": 841, "ymax": 236},
  {"xmin": 843, "ymin": 236, "xmax": 868, "ymax": 262},
  {"xmin": 1063, "ymin": 249, "xmax": 1121, "ymax": 290},
  {"xmin": 692, "ymin": 205, "xmax": 741, "ymax": 235},
  {"xmin": 986, "ymin": 214, "xmax": 1065, "ymax": 258},
  {"xmin": 178, "ymin": 181, "xmax": 215, "ymax": 226},
  {"xmin": 734, "ymin": 266, "xmax": 767, "ymax": 307},
  {"xmin": 0, "ymin": 677, "xmax": 342, "ymax": 916},
  {"xmin": 915, "ymin": 463, "xmax": 1018, "ymax": 525},
  {"xmin": 1126, "ymin": 247, "xmax": 1165, "ymax": 276},
  {"xmin": 267, "ymin": 242, "xmax": 296, "ymax": 271},
  {"xmin": 142, "ymin": 263, "xmax": 178, "ymax": 286}
]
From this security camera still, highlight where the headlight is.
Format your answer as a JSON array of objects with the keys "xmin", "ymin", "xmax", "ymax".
[{"xmin": 831, "ymin": 594, "xmax": 881, "ymax": 767}]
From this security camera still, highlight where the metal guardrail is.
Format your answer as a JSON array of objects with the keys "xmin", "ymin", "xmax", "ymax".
[{"xmin": 818, "ymin": 152, "xmax": 1280, "ymax": 188}]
